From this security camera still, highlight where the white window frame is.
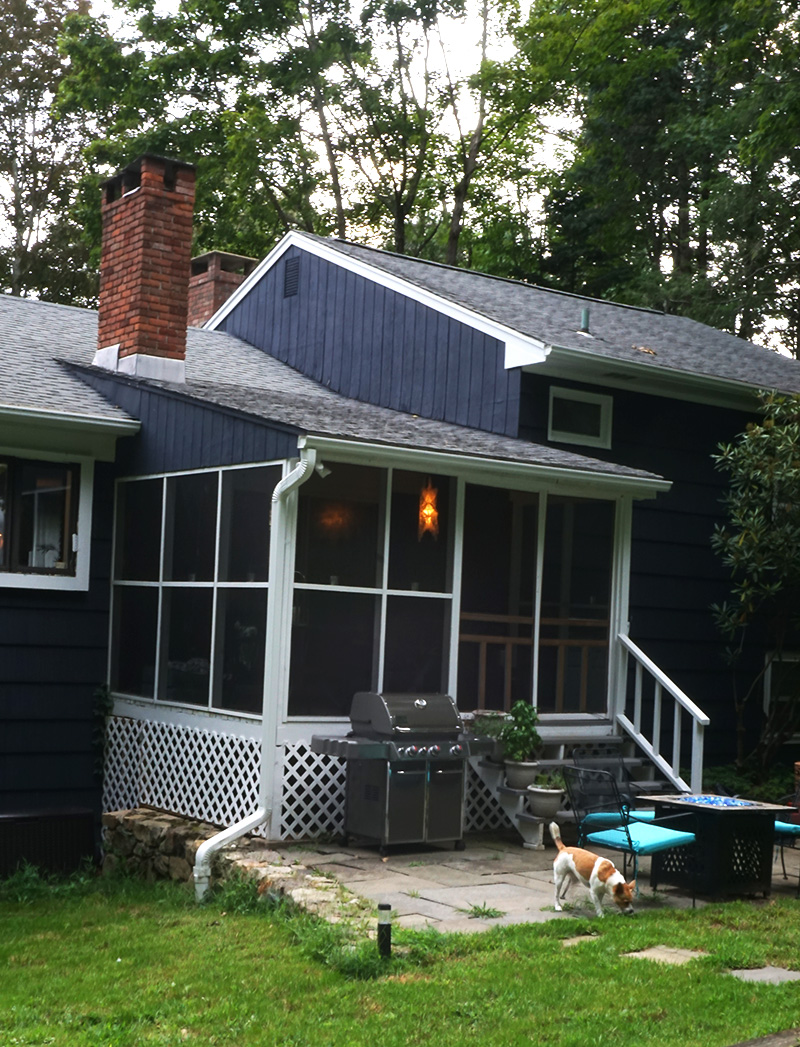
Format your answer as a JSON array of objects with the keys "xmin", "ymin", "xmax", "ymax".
[
  {"xmin": 548, "ymin": 386, "xmax": 613, "ymax": 449},
  {"xmin": 0, "ymin": 446, "xmax": 93, "ymax": 592}
]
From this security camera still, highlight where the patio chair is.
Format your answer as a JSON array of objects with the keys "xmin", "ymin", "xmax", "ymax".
[
  {"xmin": 775, "ymin": 787, "xmax": 800, "ymax": 895},
  {"xmin": 563, "ymin": 765, "xmax": 697, "ymax": 903},
  {"xmin": 571, "ymin": 745, "xmax": 655, "ymax": 824}
]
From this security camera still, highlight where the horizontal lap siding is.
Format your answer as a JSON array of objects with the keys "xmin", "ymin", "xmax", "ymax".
[
  {"xmin": 0, "ymin": 461, "xmax": 115, "ymax": 819},
  {"xmin": 520, "ymin": 373, "xmax": 759, "ymax": 762},
  {"xmin": 218, "ymin": 247, "xmax": 521, "ymax": 437}
]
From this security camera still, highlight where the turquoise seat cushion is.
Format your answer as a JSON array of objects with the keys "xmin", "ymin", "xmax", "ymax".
[
  {"xmin": 775, "ymin": 820, "xmax": 800, "ymax": 837},
  {"xmin": 586, "ymin": 821, "xmax": 695, "ymax": 856},
  {"xmin": 581, "ymin": 808, "xmax": 655, "ymax": 829}
]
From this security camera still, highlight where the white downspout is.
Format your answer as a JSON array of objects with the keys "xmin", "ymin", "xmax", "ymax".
[{"xmin": 194, "ymin": 446, "xmax": 318, "ymax": 901}]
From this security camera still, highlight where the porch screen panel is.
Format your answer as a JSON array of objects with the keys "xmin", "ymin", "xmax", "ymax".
[
  {"xmin": 288, "ymin": 590, "xmax": 378, "ymax": 716},
  {"xmin": 388, "ymin": 471, "xmax": 452, "ymax": 592},
  {"xmin": 458, "ymin": 485, "xmax": 538, "ymax": 711},
  {"xmin": 111, "ymin": 586, "xmax": 158, "ymax": 697},
  {"xmin": 214, "ymin": 588, "xmax": 268, "ymax": 713},
  {"xmin": 537, "ymin": 497, "xmax": 613, "ymax": 714},
  {"xmin": 383, "ymin": 596, "xmax": 449, "ymax": 693},
  {"xmin": 295, "ymin": 464, "xmax": 383, "ymax": 588}
]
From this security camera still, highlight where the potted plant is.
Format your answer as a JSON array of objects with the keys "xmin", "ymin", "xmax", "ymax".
[
  {"xmin": 467, "ymin": 710, "xmax": 507, "ymax": 762},
  {"xmin": 526, "ymin": 770, "xmax": 566, "ymax": 819},
  {"xmin": 500, "ymin": 701, "xmax": 542, "ymax": 789}
]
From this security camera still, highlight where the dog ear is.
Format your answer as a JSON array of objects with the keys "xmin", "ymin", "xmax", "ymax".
[{"xmin": 627, "ymin": 880, "xmax": 636, "ymax": 891}]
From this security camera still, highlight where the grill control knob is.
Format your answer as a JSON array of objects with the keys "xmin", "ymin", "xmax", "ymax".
[
  {"xmin": 427, "ymin": 745, "xmax": 441, "ymax": 757},
  {"xmin": 449, "ymin": 744, "xmax": 464, "ymax": 757},
  {"xmin": 403, "ymin": 745, "xmax": 419, "ymax": 758},
  {"xmin": 416, "ymin": 746, "xmax": 428, "ymax": 757}
]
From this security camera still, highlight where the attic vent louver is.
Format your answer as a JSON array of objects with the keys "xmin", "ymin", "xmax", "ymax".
[{"xmin": 284, "ymin": 256, "xmax": 300, "ymax": 298}]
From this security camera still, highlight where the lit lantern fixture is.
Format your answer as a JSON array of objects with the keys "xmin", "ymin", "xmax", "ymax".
[
  {"xmin": 318, "ymin": 502, "xmax": 354, "ymax": 535},
  {"xmin": 418, "ymin": 478, "xmax": 439, "ymax": 540}
]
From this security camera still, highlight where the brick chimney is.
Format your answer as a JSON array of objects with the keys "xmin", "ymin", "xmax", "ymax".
[
  {"xmin": 94, "ymin": 154, "xmax": 196, "ymax": 382},
  {"xmin": 187, "ymin": 251, "xmax": 257, "ymax": 327}
]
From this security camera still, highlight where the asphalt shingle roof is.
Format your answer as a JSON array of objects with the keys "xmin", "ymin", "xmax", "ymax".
[
  {"xmin": 0, "ymin": 294, "xmax": 656, "ymax": 481},
  {"xmin": 308, "ymin": 235, "xmax": 800, "ymax": 394}
]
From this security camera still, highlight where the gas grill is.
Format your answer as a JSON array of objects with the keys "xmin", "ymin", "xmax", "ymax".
[{"xmin": 311, "ymin": 692, "xmax": 492, "ymax": 855}]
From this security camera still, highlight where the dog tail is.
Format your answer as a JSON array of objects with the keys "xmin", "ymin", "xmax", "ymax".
[{"xmin": 549, "ymin": 821, "xmax": 565, "ymax": 851}]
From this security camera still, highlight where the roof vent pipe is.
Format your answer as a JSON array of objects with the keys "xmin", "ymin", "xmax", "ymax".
[{"xmin": 580, "ymin": 307, "xmax": 590, "ymax": 334}]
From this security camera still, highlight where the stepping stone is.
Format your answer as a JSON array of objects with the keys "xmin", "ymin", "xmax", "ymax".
[
  {"xmin": 623, "ymin": 945, "xmax": 708, "ymax": 965},
  {"xmin": 729, "ymin": 967, "xmax": 800, "ymax": 985}
]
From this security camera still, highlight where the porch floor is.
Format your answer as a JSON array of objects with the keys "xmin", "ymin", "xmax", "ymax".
[{"xmin": 270, "ymin": 829, "xmax": 800, "ymax": 933}]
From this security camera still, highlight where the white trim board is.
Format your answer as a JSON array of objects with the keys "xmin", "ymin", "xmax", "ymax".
[{"xmin": 204, "ymin": 230, "xmax": 549, "ymax": 371}]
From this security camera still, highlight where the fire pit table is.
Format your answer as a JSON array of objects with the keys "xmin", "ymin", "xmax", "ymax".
[
  {"xmin": 640, "ymin": 793, "xmax": 793, "ymax": 898},
  {"xmin": 311, "ymin": 692, "xmax": 493, "ymax": 855}
]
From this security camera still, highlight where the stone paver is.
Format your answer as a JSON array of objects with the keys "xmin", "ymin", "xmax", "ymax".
[
  {"xmin": 729, "ymin": 967, "xmax": 800, "ymax": 985},
  {"xmin": 624, "ymin": 946, "xmax": 709, "ymax": 965}
]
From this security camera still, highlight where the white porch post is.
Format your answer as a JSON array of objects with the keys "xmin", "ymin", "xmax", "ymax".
[{"xmin": 608, "ymin": 495, "xmax": 633, "ymax": 723}]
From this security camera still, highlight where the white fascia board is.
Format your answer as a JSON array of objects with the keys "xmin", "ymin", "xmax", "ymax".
[
  {"xmin": 299, "ymin": 434, "xmax": 671, "ymax": 500},
  {"xmin": 531, "ymin": 345, "xmax": 771, "ymax": 411},
  {"xmin": 205, "ymin": 231, "xmax": 549, "ymax": 368},
  {"xmin": 0, "ymin": 405, "xmax": 140, "ymax": 461}
]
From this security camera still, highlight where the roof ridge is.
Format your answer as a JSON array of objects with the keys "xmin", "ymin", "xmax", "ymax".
[{"xmin": 295, "ymin": 232, "xmax": 666, "ymax": 318}]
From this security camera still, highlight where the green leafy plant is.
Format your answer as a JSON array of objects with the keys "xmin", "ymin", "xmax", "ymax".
[
  {"xmin": 460, "ymin": 901, "xmax": 505, "ymax": 919},
  {"xmin": 499, "ymin": 701, "xmax": 542, "ymax": 762},
  {"xmin": 532, "ymin": 770, "xmax": 566, "ymax": 791},
  {"xmin": 711, "ymin": 392, "xmax": 800, "ymax": 771}
]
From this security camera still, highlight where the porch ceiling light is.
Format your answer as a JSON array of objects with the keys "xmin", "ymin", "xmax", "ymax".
[{"xmin": 418, "ymin": 478, "xmax": 439, "ymax": 540}]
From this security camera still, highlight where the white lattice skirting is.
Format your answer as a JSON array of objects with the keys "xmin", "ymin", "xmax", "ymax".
[{"xmin": 104, "ymin": 717, "xmax": 509, "ymax": 840}]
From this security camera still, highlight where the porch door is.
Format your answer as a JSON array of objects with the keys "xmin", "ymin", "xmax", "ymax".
[{"xmin": 457, "ymin": 485, "xmax": 614, "ymax": 715}]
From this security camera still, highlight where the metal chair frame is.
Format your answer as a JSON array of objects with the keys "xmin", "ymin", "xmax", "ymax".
[{"xmin": 563, "ymin": 765, "xmax": 697, "ymax": 904}]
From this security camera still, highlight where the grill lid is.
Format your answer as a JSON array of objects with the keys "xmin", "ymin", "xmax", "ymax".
[{"xmin": 350, "ymin": 692, "xmax": 462, "ymax": 738}]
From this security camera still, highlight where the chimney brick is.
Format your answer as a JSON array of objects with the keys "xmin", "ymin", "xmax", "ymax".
[
  {"xmin": 187, "ymin": 251, "xmax": 257, "ymax": 327},
  {"xmin": 96, "ymin": 155, "xmax": 196, "ymax": 380}
]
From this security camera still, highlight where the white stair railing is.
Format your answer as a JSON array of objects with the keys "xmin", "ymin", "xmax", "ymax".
[{"xmin": 615, "ymin": 634, "xmax": 709, "ymax": 793}]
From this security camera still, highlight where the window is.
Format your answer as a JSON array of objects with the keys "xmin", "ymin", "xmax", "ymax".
[
  {"xmin": 548, "ymin": 387, "xmax": 612, "ymax": 449},
  {"xmin": 0, "ymin": 456, "xmax": 80, "ymax": 576},
  {"xmin": 111, "ymin": 464, "xmax": 281, "ymax": 714}
]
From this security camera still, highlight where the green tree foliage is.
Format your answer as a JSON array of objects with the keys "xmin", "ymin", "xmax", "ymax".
[
  {"xmin": 512, "ymin": 0, "xmax": 800, "ymax": 353},
  {"xmin": 711, "ymin": 392, "xmax": 800, "ymax": 771},
  {"xmin": 0, "ymin": 0, "xmax": 96, "ymax": 302}
]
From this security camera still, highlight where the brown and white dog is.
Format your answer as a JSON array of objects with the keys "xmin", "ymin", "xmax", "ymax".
[{"xmin": 550, "ymin": 822, "xmax": 635, "ymax": 917}]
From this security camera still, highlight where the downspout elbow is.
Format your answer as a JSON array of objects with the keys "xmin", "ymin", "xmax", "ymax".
[{"xmin": 193, "ymin": 446, "xmax": 319, "ymax": 902}]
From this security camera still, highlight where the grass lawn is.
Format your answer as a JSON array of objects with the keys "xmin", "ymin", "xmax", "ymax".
[{"xmin": 2, "ymin": 869, "xmax": 800, "ymax": 1047}]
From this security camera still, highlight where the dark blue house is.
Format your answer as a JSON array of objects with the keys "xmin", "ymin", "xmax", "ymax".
[{"xmin": 3, "ymin": 154, "xmax": 800, "ymax": 870}]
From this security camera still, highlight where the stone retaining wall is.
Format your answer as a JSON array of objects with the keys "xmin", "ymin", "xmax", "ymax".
[
  {"xmin": 101, "ymin": 809, "xmax": 366, "ymax": 922},
  {"xmin": 101, "ymin": 809, "xmax": 219, "ymax": 883}
]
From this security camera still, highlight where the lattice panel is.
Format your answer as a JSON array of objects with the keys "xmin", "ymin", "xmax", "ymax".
[
  {"xmin": 104, "ymin": 716, "xmax": 262, "ymax": 833},
  {"xmin": 104, "ymin": 717, "xmax": 144, "ymax": 813},
  {"xmin": 465, "ymin": 763, "xmax": 511, "ymax": 832},
  {"xmin": 280, "ymin": 743, "xmax": 347, "ymax": 840},
  {"xmin": 105, "ymin": 718, "xmax": 506, "ymax": 842}
]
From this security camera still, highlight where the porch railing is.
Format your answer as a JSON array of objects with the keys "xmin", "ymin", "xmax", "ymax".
[
  {"xmin": 615, "ymin": 633, "xmax": 709, "ymax": 793},
  {"xmin": 459, "ymin": 612, "xmax": 608, "ymax": 712}
]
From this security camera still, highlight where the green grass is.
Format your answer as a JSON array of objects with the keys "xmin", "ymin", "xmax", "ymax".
[{"xmin": 3, "ymin": 866, "xmax": 800, "ymax": 1046}]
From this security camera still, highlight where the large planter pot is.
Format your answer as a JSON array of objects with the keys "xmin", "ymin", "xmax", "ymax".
[
  {"xmin": 526, "ymin": 785, "xmax": 564, "ymax": 819},
  {"xmin": 504, "ymin": 760, "xmax": 540, "ymax": 789}
]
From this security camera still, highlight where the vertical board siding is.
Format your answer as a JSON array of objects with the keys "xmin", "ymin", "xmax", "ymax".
[
  {"xmin": 218, "ymin": 247, "xmax": 519, "ymax": 437},
  {"xmin": 519, "ymin": 371, "xmax": 760, "ymax": 763},
  {"xmin": 78, "ymin": 372, "xmax": 299, "ymax": 475}
]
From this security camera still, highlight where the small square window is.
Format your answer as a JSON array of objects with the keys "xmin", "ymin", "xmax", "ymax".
[{"xmin": 548, "ymin": 387, "xmax": 612, "ymax": 449}]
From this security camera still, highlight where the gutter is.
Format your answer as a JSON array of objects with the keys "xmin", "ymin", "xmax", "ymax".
[
  {"xmin": 193, "ymin": 445, "xmax": 318, "ymax": 901},
  {"xmin": 299, "ymin": 434, "xmax": 670, "ymax": 500}
]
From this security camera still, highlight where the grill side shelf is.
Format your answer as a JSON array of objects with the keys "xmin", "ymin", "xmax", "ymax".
[{"xmin": 310, "ymin": 735, "xmax": 389, "ymax": 760}]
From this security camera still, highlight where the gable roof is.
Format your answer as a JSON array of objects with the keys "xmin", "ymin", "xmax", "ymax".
[
  {"xmin": 1, "ymin": 293, "xmax": 663, "ymax": 493},
  {"xmin": 210, "ymin": 232, "xmax": 800, "ymax": 406}
]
